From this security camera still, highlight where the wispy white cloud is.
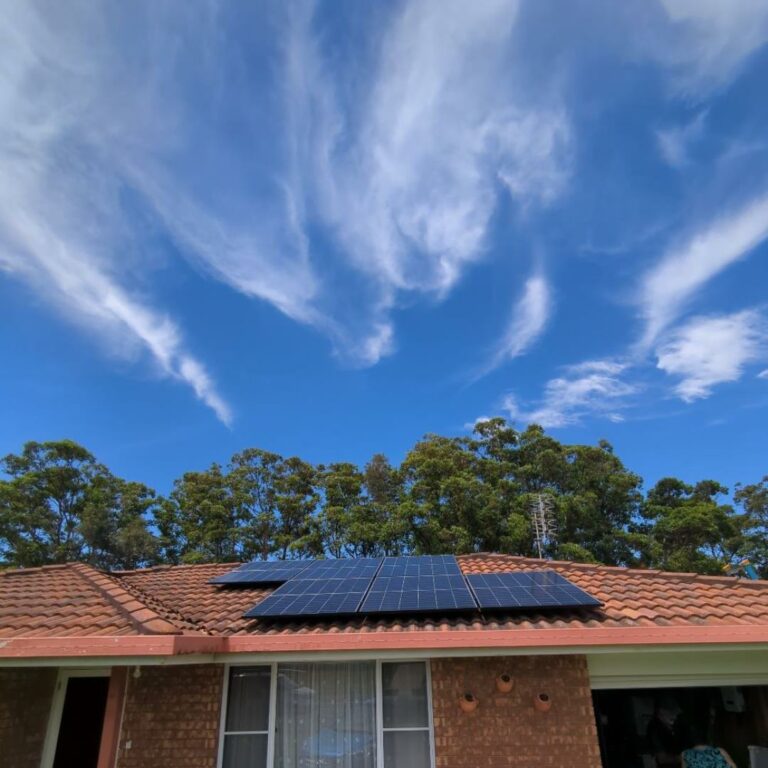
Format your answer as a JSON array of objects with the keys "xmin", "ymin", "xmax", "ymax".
[
  {"xmin": 657, "ymin": 0, "xmax": 768, "ymax": 94},
  {"xmin": 502, "ymin": 360, "xmax": 638, "ymax": 428},
  {"xmin": 639, "ymin": 193, "xmax": 768, "ymax": 347},
  {"xmin": 288, "ymin": 0, "xmax": 570, "ymax": 360},
  {"xmin": 0, "ymin": 0, "xmax": 572, "ymax": 384},
  {"xmin": 656, "ymin": 310, "xmax": 767, "ymax": 401},
  {"xmin": 475, "ymin": 273, "xmax": 552, "ymax": 379},
  {"xmin": 0, "ymin": 2, "xmax": 232, "ymax": 423},
  {"xmin": 656, "ymin": 111, "xmax": 707, "ymax": 168}
]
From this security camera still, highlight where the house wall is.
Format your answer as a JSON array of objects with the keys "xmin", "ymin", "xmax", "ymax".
[
  {"xmin": 430, "ymin": 655, "xmax": 602, "ymax": 768},
  {"xmin": 116, "ymin": 664, "xmax": 224, "ymax": 768},
  {"xmin": 0, "ymin": 667, "xmax": 57, "ymax": 768}
]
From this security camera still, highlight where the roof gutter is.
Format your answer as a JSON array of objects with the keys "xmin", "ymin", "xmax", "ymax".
[{"xmin": 2, "ymin": 624, "xmax": 768, "ymax": 664}]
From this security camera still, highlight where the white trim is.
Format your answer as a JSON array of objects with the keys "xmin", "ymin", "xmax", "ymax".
[
  {"xmin": 5, "ymin": 641, "xmax": 768, "ymax": 668},
  {"xmin": 266, "ymin": 662, "xmax": 277, "ymax": 768},
  {"xmin": 115, "ymin": 671, "xmax": 129, "ymax": 768},
  {"xmin": 426, "ymin": 659, "xmax": 436, "ymax": 768},
  {"xmin": 591, "ymin": 674, "xmax": 768, "ymax": 690},
  {"xmin": 217, "ymin": 664, "xmax": 273, "ymax": 768},
  {"xmin": 588, "ymin": 648, "xmax": 768, "ymax": 689},
  {"xmin": 379, "ymin": 660, "xmax": 435, "ymax": 768},
  {"xmin": 40, "ymin": 668, "xmax": 111, "ymax": 768},
  {"xmin": 215, "ymin": 666, "xmax": 229, "ymax": 768},
  {"xmin": 375, "ymin": 660, "xmax": 384, "ymax": 768}
]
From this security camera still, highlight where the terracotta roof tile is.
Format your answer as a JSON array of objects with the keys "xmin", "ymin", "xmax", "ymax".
[
  {"xmin": 0, "ymin": 562, "xmax": 181, "ymax": 637},
  {"xmin": 4, "ymin": 554, "xmax": 768, "ymax": 643}
]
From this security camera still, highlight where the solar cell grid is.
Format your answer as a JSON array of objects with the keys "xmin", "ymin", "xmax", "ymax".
[
  {"xmin": 210, "ymin": 557, "xmax": 383, "ymax": 586},
  {"xmin": 377, "ymin": 555, "xmax": 462, "ymax": 578},
  {"xmin": 466, "ymin": 571, "xmax": 601, "ymax": 610},
  {"xmin": 209, "ymin": 560, "xmax": 313, "ymax": 585},
  {"xmin": 300, "ymin": 558, "xmax": 382, "ymax": 578},
  {"xmin": 359, "ymin": 555, "xmax": 477, "ymax": 614},
  {"xmin": 244, "ymin": 561, "xmax": 382, "ymax": 618}
]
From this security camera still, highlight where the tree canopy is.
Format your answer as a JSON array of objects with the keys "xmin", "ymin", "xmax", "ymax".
[{"xmin": 1, "ymin": 422, "xmax": 766, "ymax": 577}]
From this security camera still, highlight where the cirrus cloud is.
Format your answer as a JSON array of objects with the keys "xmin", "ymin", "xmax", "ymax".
[{"xmin": 656, "ymin": 310, "xmax": 767, "ymax": 401}]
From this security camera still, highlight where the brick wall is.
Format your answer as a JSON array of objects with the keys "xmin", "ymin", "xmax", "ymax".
[
  {"xmin": 116, "ymin": 664, "xmax": 224, "ymax": 768},
  {"xmin": 431, "ymin": 655, "xmax": 601, "ymax": 768},
  {"xmin": 0, "ymin": 667, "xmax": 56, "ymax": 768}
]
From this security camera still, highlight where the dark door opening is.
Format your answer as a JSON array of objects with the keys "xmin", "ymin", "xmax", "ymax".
[
  {"xmin": 52, "ymin": 675, "xmax": 110, "ymax": 768},
  {"xmin": 593, "ymin": 686, "xmax": 768, "ymax": 768}
]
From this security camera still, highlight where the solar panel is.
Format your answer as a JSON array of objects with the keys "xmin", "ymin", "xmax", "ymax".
[
  {"xmin": 244, "ymin": 558, "xmax": 382, "ymax": 618},
  {"xmin": 209, "ymin": 559, "xmax": 314, "ymax": 585},
  {"xmin": 377, "ymin": 554, "xmax": 464, "ymax": 577},
  {"xmin": 359, "ymin": 555, "xmax": 477, "ymax": 614},
  {"xmin": 300, "ymin": 558, "xmax": 382, "ymax": 579},
  {"xmin": 465, "ymin": 571, "xmax": 601, "ymax": 610}
]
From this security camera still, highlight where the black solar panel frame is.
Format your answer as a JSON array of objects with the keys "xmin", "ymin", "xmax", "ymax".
[
  {"xmin": 209, "ymin": 559, "xmax": 314, "ymax": 585},
  {"xmin": 465, "ymin": 571, "xmax": 601, "ymax": 610},
  {"xmin": 244, "ymin": 558, "xmax": 384, "ymax": 618},
  {"xmin": 359, "ymin": 555, "xmax": 477, "ymax": 615}
]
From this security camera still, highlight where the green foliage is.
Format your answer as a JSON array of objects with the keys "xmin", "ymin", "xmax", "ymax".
[
  {"xmin": 0, "ymin": 440, "xmax": 158, "ymax": 568},
  {"xmin": 635, "ymin": 478, "xmax": 740, "ymax": 574},
  {"xmin": 734, "ymin": 476, "xmax": 768, "ymax": 576},
  {"xmin": 0, "ymin": 424, "xmax": 765, "ymax": 576},
  {"xmin": 169, "ymin": 464, "xmax": 240, "ymax": 563}
]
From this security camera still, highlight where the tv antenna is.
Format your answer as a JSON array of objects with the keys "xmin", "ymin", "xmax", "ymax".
[{"xmin": 530, "ymin": 493, "xmax": 557, "ymax": 559}]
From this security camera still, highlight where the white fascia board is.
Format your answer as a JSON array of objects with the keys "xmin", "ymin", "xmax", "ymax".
[
  {"xmin": 588, "ymin": 648, "xmax": 768, "ymax": 689},
  {"xmin": 4, "ymin": 642, "xmax": 768, "ymax": 669}
]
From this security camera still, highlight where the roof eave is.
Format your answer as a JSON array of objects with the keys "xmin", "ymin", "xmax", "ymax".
[{"xmin": 2, "ymin": 624, "xmax": 768, "ymax": 663}]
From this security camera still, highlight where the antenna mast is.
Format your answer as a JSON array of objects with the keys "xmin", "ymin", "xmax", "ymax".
[{"xmin": 530, "ymin": 493, "xmax": 557, "ymax": 559}]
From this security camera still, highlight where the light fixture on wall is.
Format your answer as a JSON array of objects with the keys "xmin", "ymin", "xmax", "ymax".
[
  {"xmin": 534, "ymin": 693, "xmax": 552, "ymax": 713},
  {"xmin": 496, "ymin": 673, "xmax": 514, "ymax": 693},
  {"xmin": 459, "ymin": 692, "xmax": 479, "ymax": 713}
]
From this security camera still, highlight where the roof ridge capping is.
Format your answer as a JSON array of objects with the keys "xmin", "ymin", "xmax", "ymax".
[
  {"xmin": 112, "ymin": 569, "xmax": 209, "ymax": 635},
  {"xmin": 0, "ymin": 563, "xmax": 73, "ymax": 576},
  {"xmin": 111, "ymin": 562, "xmax": 234, "ymax": 575},
  {"xmin": 69, "ymin": 563, "xmax": 181, "ymax": 635}
]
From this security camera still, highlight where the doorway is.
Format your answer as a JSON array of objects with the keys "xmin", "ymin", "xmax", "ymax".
[
  {"xmin": 42, "ymin": 671, "xmax": 110, "ymax": 768},
  {"xmin": 593, "ymin": 685, "xmax": 768, "ymax": 768}
]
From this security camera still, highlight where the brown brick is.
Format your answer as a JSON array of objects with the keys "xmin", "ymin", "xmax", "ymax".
[
  {"xmin": 430, "ymin": 655, "xmax": 601, "ymax": 768},
  {"xmin": 0, "ymin": 667, "xmax": 56, "ymax": 768},
  {"xmin": 116, "ymin": 664, "xmax": 224, "ymax": 768}
]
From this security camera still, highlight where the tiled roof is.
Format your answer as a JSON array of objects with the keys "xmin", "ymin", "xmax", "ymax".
[
  {"xmin": 0, "ymin": 562, "xmax": 180, "ymax": 637},
  {"xmin": 4, "ymin": 554, "xmax": 768, "ymax": 643}
]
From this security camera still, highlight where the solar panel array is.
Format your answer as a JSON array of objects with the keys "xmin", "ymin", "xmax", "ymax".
[
  {"xmin": 244, "ymin": 558, "xmax": 382, "ymax": 618},
  {"xmin": 209, "ymin": 559, "xmax": 313, "ymax": 585},
  {"xmin": 466, "ymin": 571, "xmax": 601, "ymax": 610},
  {"xmin": 211, "ymin": 556, "xmax": 602, "ymax": 620},
  {"xmin": 359, "ymin": 556, "xmax": 476, "ymax": 614}
]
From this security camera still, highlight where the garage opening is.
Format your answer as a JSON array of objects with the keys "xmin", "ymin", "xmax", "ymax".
[{"xmin": 593, "ymin": 686, "xmax": 768, "ymax": 768}]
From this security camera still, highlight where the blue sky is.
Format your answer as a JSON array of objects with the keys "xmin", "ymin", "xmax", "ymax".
[{"xmin": 2, "ymin": 0, "xmax": 768, "ymax": 495}]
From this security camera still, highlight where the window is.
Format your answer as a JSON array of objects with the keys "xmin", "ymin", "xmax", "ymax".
[
  {"xmin": 219, "ymin": 661, "xmax": 434, "ymax": 768},
  {"xmin": 276, "ymin": 662, "xmax": 377, "ymax": 768},
  {"xmin": 221, "ymin": 667, "xmax": 271, "ymax": 768},
  {"xmin": 381, "ymin": 662, "xmax": 431, "ymax": 768}
]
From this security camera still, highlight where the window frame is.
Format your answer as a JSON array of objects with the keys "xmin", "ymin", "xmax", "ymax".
[
  {"xmin": 40, "ymin": 667, "xmax": 112, "ymax": 768},
  {"xmin": 217, "ymin": 659, "xmax": 435, "ymax": 768},
  {"xmin": 217, "ymin": 662, "xmax": 277, "ymax": 768},
  {"xmin": 376, "ymin": 659, "xmax": 436, "ymax": 768}
]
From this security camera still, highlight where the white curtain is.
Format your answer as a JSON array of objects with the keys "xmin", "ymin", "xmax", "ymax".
[{"xmin": 275, "ymin": 662, "xmax": 377, "ymax": 768}]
